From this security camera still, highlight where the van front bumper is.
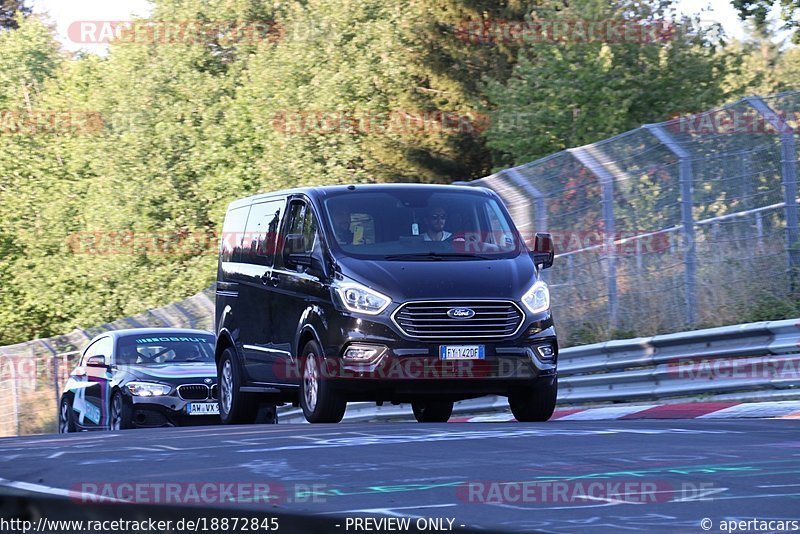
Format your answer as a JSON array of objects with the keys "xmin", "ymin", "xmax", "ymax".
[{"xmin": 319, "ymin": 309, "xmax": 557, "ymax": 401}]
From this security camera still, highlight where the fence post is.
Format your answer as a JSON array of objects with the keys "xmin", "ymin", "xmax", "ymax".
[
  {"xmin": 568, "ymin": 147, "xmax": 618, "ymax": 330},
  {"xmin": 505, "ymin": 167, "xmax": 548, "ymax": 233},
  {"xmin": 40, "ymin": 340, "xmax": 60, "ymax": 420},
  {"xmin": 7, "ymin": 353, "xmax": 20, "ymax": 436},
  {"xmin": 740, "ymin": 149, "xmax": 753, "ymax": 211},
  {"xmin": 505, "ymin": 167, "xmax": 549, "ymax": 282},
  {"xmin": 745, "ymin": 96, "xmax": 800, "ymax": 290},
  {"xmin": 644, "ymin": 124, "xmax": 697, "ymax": 327}
]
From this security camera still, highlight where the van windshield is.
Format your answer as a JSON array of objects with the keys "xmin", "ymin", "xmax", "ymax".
[{"xmin": 322, "ymin": 189, "xmax": 521, "ymax": 260}]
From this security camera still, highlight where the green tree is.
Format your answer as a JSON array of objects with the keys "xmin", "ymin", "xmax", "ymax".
[
  {"xmin": 733, "ymin": 0, "xmax": 800, "ymax": 44},
  {"xmin": 0, "ymin": 0, "xmax": 31, "ymax": 31},
  {"xmin": 483, "ymin": 0, "xmax": 734, "ymax": 167}
]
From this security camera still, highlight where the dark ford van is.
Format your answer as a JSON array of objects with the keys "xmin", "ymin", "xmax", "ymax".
[{"xmin": 214, "ymin": 184, "xmax": 557, "ymax": 423}]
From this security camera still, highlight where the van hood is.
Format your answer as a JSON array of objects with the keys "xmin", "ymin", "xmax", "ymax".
[{"xmin": 336, "ymin": 255, "xmax": 537, "ymax": 301}]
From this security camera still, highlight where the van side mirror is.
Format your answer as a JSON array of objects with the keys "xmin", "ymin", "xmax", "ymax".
[
  {"xmin": 287, "ymin": 253, "xmax": 313, "ymax": 269},
  {"xmin": 284, "ymin": 234, "xmax": 309, "ymax": 268},
  {"xmin": 284, "ymin": 234, "xmax": 324, "ymax": 273},
  {"xmin": 530, "ymin": 232, "xmax": 554, "ymax": 269},
  {"xmin": 86, "ymin": 355, "xmax": 108, "ymax": 368},
  {"xmin": 284, "ymin": 234, "xmax": 306, "ymax": 255}
]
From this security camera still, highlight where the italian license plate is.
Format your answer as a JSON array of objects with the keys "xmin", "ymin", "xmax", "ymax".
[
  {"xmin": 187, "ymin": 402, "xmax": 219, "ymax": 415},
  {"xmin": 439, "ymin": 345, "xmax": 485, "ymax": 360}
]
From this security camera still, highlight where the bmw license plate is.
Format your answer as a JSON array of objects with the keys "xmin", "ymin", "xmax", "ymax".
[
  {"xmin": 439, "ymin": 345, "xmax": 485, "ymax": 360},
  {"xmin": 186, "ymin": 402, "xmax": 219, "ymax": 415}
]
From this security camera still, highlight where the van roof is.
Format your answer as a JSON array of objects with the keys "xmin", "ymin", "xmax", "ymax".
[{"xmin": 226, "ymin": 183, "xmax": 493, "ymax": 211}]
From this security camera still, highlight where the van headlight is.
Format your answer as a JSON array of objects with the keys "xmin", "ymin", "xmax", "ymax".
[
  {"xmin": 126, "ymin": 381, "xmax": 172, "ymax": 397},
  {"xmin": 334, "ymin": 281, "xmax": 391, "ymax": 315},
  {"xmin": 522, "ymin": 281, "xmax": 550, "ymax": 314}
]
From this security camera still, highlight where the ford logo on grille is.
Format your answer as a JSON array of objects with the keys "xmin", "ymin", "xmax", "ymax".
[{"xmin": 447, "ymin": 308, "xmax": 476, "ymax": 319}]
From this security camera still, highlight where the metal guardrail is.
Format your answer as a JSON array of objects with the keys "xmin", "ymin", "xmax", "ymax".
[
  {"xmin": 3, "ymin": 317, "xmax": 797, "ymax": 430},
  {"xmin": 280, "ymin": 318, "xmax": 800, "ymax": 423}
]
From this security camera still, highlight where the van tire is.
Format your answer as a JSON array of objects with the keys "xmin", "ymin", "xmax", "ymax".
[
  {"xmin": 218, "ymin": 347, "xmax": 258, "ymax": 424},
  {"xmin": 508, "ymin": 376, "xmax": 557, "ymax": 422},
  {"xmin": 300, "ymin": 341, "xmax": 346, "ymax": 423},
  {"xmin": 411, "ymin": 400, "xmax": 453, "ymax": 422}
]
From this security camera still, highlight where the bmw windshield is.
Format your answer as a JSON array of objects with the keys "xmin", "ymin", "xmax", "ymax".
[
  {"xmin": 116, "ymin": 334, "xmax": 216, "ymax": 365},
  {"xmin": 322, "ymin": 188, "xmax": 522, "ymax": 260}
]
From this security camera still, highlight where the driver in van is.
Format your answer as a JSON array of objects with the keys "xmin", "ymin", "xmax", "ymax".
[
  {"xmin": 422, "ymin": 207, "xmax": 452, "ymax": 241},
  {"xmin": 331, "ymin": 206, "xmax": 354, "ymax": 245}
]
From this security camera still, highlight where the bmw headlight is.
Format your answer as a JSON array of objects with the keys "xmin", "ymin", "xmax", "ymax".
[
  {"xmin": 333, "ymin": 281, "xmax": 391, "ymax": 315},
  {"xmin": 522, "ymin": 281, "xmax": 550, "ymax": 314},
  {"xmin": 126, "ymin": 381, "xmax": 172, "ymax": 397}
]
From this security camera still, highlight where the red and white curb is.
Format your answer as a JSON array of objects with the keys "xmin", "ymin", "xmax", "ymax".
[{"xmin": 450, "ymin": 400, "xmax": 800, "ymax": 422}]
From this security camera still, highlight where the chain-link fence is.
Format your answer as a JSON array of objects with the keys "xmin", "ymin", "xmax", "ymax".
[
  {"xmin": 467, "ymin": 91, "xmax": 800, "ymax": 346},
  {"xmin": 0, "ymin": 287, "xmax": 214, "ymax": 437}
]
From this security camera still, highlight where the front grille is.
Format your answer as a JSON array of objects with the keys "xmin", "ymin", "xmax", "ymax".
[
  {"xmin": 393, "ymin": 301, "xmax": 524, "ymax": 340},
  {"xmin": 177, "ymin": 384, "xmax": 210, "ymax": 401},
  {"xmin": 210, "ymin": 384, "xmax": 218, "ymax": 400}
]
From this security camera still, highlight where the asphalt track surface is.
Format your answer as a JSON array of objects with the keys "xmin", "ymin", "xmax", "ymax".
[{"xmin": 1, "ymin": 419, "xmax": 799, "ymax": 533}]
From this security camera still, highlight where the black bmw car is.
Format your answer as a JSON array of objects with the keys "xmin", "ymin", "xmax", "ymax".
[{"xmin": 58, "ymin": 328, "xmax": 222, "ymax": 431}]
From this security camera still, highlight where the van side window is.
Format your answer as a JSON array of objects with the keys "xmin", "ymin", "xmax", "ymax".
[
  {"xmin": 284, "ymin": 201, "xmax": 318, "ymax": 255},
  {"xmin": 243, "ymin": 199, "xmax": 285, "ymax": 266},
  {"xmin": 220, "ymin": 205, "xmax": 250, "ymax": 263},
  {"xmin": 484, "ymin": 202, "xmax": 515, "ymax": 250}
]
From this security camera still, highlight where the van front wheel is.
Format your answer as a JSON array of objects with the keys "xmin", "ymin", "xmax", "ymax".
[
  {"xmin": 300, "ymin": 341, "xmax": 346, "ymax": 423},
  {"xmin": 508, "ymin": 377, "xmax": 558, "ymax": 422},
  {"xmin": 218, "ymin": 348, "xmax": 258, "ymax": 424}
]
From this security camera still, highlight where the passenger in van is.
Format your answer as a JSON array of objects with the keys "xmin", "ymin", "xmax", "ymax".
[
  {"xmin": 422, "ymin": 207, "xmax": 453, "ymax": 241},
  {"xmin": 331, "ymin": 206, "xmax": 354, "ymax": 245}
]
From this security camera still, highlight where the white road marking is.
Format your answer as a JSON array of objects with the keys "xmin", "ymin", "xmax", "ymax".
[
  {"xmin": 698, "ymin": 401, "xmax": 800, "ymax": 419},
  {"xmin": 0, "ymin": 477, "xmax": 125, "ymax": 503},
  {"xmin": 321, "ymin": 504, "xmax": 457, "ymax": 517},
  {"xmin": 558, "ymin": 405, "xmax": 660, "ymax": 421}
]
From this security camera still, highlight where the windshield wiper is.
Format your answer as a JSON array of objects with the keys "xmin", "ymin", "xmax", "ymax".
[{"xmin": 383, "ymin": 252, "xmax": 492, "ymax": 261}]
